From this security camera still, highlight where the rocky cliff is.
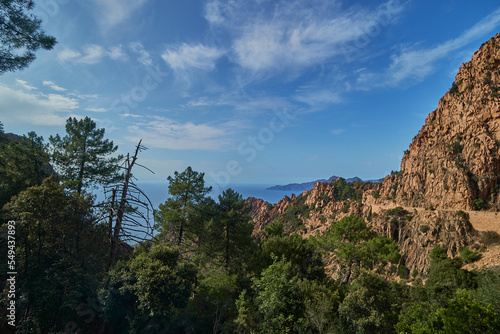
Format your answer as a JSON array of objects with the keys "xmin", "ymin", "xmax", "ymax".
[
  {"xmin": 247, "ymin": 179, "xmax": 477, "ymax": 273},
  {"xmin": 366, "ymin": 34, "xmax": 500, "ymax": 211},
  {"xmin": 247, "ymin": 34, "xmax": 500, "ymax": 274}
]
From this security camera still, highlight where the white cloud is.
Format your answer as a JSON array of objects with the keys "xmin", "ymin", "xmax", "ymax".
[
  {"xmin": 78, "ymin": 45, "xmax": 105, "ymax": 64},
  {"xmin": 0, "ymin": 84, "xmax": 78, "ymax": 126},
  {"xmin": 108, "ymin": 45, "xmax": 127, "ymax": 61},
  {"xmin": 15, "ymin": 79, "xmax": 37, "ymax": 90},
  {"xmin": 85, "ymin": 107, "xmax": 109, "ymax": 113},
  {"xmin": 126, "ymin": 117, "xmax": 232, "ymax": 151},
  {"xmin": 90, "ymin": 0, "xmax": 150, "ymax": 30},
  {"xmin": 331, "ymin": 128, "xmax": 345, "ymax": 135},
  {"xmin": 293, "ymin": 87, "xmax": 342, "ymax": 107},
  {"xmin": 43, "ymin": 81, "xmax": 67, "ymax": 92},
  {"xmin": 162, "ymin": 43, "xmax": 225, "ymax": 72},
  {"xmin": 120, "ymin": 113, "xmax": 142, "ymax": 118},
  {"xmin": 360, "ymin": 7, "xmax": 500, "ymax": 87},
  {"xmin": 57, "ymin": 44, "xmax": 128, "ymax": 64},
  {"xmin": 205, "ymin": 0, "xmax": 404, "ymax": 73},
  {"xmin": 57, "ymin": 48, "xmax": 82, "ymax": 62},
  {"xmin": 130, "ymin": 42, "xmax": 153, "ymax": 67}
]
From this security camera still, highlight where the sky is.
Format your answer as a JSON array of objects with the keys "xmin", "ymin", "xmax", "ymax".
[{"xmin": 1, "ymin": 0, "xmax": 500, "ymax": 189}]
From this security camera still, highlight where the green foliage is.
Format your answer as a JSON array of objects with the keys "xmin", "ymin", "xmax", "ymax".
[
  {"xmin": 255, "ymin": 233, "xmax": 325, "ymax": 281},
  {"xmin": 155, "ymin": 166, "xmax": 212, "ymax": 247},
  {"xmin": 473, "ymin": 268, "xmax": 500, "ymax": 314},
  {"xmin": 491, "ymin": 86, "xmax": 499, "ymax": 98},
  {"xmin": 328, "ymin": 215, "xmax": 400, "ymax": 283},
  {"xmin": 235, "ymin": 289, "xmax": 260, "ymax": 333},
  {"xmin": 211, "ymin": 188, "xmax": 254, "ymax": 272},
  {"xmin": 459, "ymin": 246, "xmax": 481, "ymax": 264},
  {"xmin": 251, "ymin": 255, "xmax": 306, "ymax": 333},
  {"xmin": 472, "ymin": 198, "xmax": 487, "ymax": 210},
  {"xmin": 420, "ymin": 225, "xmax": 430, "ymax": 233},
  {"xmin": 263, "ymin": 220, "xmax": 284, "ymax": 239},
  {"xmin": 449, "ymin": 140, "xmax": 463, "ymax": 155},
  {"xmin": 339, "ymin": 271, "xmax": 399, "ymax": 334},
  {"xmin": 0, "ymin": 0, "xmax": 57, "ymax": 74},
  {"xmin": 282, "ymin": 202, "xmax": 309, "ymax": 232},
  {"xmin": 391, "ymin": 170, "xmax": 403, "ymax": 177},
  {"xmin": 398, "ymin": 265, "xmax": 410, "ymax": 279},
  {"xmin": 456, "ymin": 210, "xmax": 468, "ymax": 219},
  {"xmin": 49, "ymin": 117, "xmax": 122, "ymax": 194},
  {"xmin": 185, "ymin": 271, "xmax": 240, "ymax": 333},
  {"xmin": 101, "ymin": 243, "xmax": 197, "ymax": 332},
  {"xmin": 300, "ymin": 279, "xmax": 340, "ymax": 333},
  {"xmin": 426, "ymin": 246, "xmax": 477, "ymax": 303},
  {"xmin": 332, "ymin": 178, "xmax": 363, "ymax": 202},
  {"xmin": 449, "ymin": 81, "xmax": 460, "ymax": 95},
  {"xmin": 396, "ymin": 290, "xmax": 500, "ymax": 333},
  {"xmin": 386, "ymin": 206, "xmax": 408, "ymax": 217},
  {"xmin": 0, "ymin": 131, "xmax": 52, "ymax": 211},
  {"xmin": 1, "ymin": 177, "xmax": 107, "ymax": 333}
]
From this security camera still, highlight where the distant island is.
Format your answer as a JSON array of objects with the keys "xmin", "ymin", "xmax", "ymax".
[{"xmin": 266, "ymin": 175, "xmax": 380, "ymax": 191}]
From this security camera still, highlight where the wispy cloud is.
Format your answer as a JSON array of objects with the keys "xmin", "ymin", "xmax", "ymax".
[
  {"xmin": 293, "ymin": 86, "xmax": 342, "ymax": 108},
  {"xmin": 0, "ymin": 83, "xmax": 78, "ymax": 126},
  {"xmin": 15, "ymin": 79, "xmax": 37, "ymax": 90},
  {"xmin": 85, "ymin": 107, "xmax": 109, "ymax": 113},
  {"xmin": 90, "ymin": 0, "xmax": 150, "ymax": 30},
  {"xmin": 108, "ymin": 45, "xmax": 128, "ymax": 61},
  {"xmin": 205, "ymin": 0, "xmax": 404, "ymax": 74},
  {"xmin": 57, "ymin": 44, "xmax": 129, "ymax": 64},
  {"xmin": 358, "ymin": 7, "xmax": 500, "ymax": 87},
  {"xmin": 126, "ymin": 116, "xmax": 234, "ymax": 151},
  {"xmin": 162, "ymin": 43, "xmax": 225, "ymax": 74},
  {"xmin": 130, "ymin": 42, "xmax": 153, "ymax": 67},
  {"xmin": 43, "ymin": 81, "xmax": 67, "ymax": 92}
]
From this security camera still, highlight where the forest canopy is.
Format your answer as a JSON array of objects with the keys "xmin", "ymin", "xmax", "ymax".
[{"xmin": 0, "ymin": 119, "xmax": 499, "ymax": 333}]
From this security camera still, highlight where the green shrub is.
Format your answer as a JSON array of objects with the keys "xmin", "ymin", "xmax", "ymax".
[
  {"xmin": 420, "ymin": 225, "xmax": 430, "ymax": 233},
  {"xmin": 411, "ymin": 269, "xmax": 419, "ymax": 279},
  {"xmin": 472, "ymin": 198, "xmax": 487, "ymax": 210},
  {"xmin": 459, "ymin": 247, "xmax": 481, "ymax": 264},
  {"xmin": 398, "ymin": 265, "xmax": 410, "ymax": 279},
  {"xmin": 387, "ymin": 206, "xmax": 407, "ymax": 217},
  {"xmin": 456, "ymin": 210, "xmax": 467, "ymax": 219},
  {"xmin": 449, "ymin": 81, "xmax": 460, "ymax": 95}
]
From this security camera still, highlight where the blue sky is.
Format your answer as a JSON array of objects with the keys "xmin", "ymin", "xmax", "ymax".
[{"xmin": 1, "ymin": 0, "xmax": 500, "ymax": 189}]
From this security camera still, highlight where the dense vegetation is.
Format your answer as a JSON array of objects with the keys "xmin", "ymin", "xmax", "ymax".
[{"xmin": 1, "ymin": 119, "xmax": 500, "ymax": 333}]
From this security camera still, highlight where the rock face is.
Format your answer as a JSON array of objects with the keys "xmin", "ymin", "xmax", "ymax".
[
  {"xmin": 366, "ymin": 34, "xmax": 500, "ymax": 211},
  {"xmin": 246, "ymin": 35, "xmax": 500, "ymax": 274},
  {"xmin": 247, "ymin": 185, "xmax": 476, "ymax": 273}
]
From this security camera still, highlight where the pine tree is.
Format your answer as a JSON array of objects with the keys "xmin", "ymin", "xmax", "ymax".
[
  {"xmin": 215, "ymin": 188, "xmax": 253, "ymax": 271},
  {"xmin": 0, "ymin": 0, "xmax": 57, "ymax": 74},
  {"xmin": 155, "ymin": 166, "xmax": 212, "ymax": 247},
  {"xmin": 49, "ymin": 117, "xmax": 123, "ymax": 194}
]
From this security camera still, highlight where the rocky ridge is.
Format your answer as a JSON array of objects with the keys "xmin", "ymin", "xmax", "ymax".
[
  {"xmin": 247, "ymin": 34, "xmax": 500, "ymax": 274},
  {"xmin": 366, "ymin": 34, "xmax": 500, "ymax": 211}
]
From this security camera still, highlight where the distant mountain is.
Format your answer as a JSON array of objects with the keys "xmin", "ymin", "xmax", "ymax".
[{"xmin": 267, "ymin": 175, "xmax": 370, "ymax": 191}]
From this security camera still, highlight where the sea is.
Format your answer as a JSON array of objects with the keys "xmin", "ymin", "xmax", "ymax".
[
  {"xmin": 94, "ymin": 183, "xmax": 301, "ymax": 241},
  {"xmin": 138, "ymin": 182, "xmax": 301, "ymax": 209}
]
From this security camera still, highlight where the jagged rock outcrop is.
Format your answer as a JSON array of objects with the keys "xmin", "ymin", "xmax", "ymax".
[
  {"xmin": 368, "ymin": 208, "xmax": 475, "ymax": 272},
  {"xmin": 366, "ymin": 34, "xmax": 500, "ymax": 211},
  {"xmin": 246, "ymin": 34, "xmax": 500, "ymax": 274}
]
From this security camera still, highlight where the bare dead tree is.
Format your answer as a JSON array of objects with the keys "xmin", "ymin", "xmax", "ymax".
[{"xmin": 103, "ymin": 140, "xmax": 155, "ymax": 269}]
